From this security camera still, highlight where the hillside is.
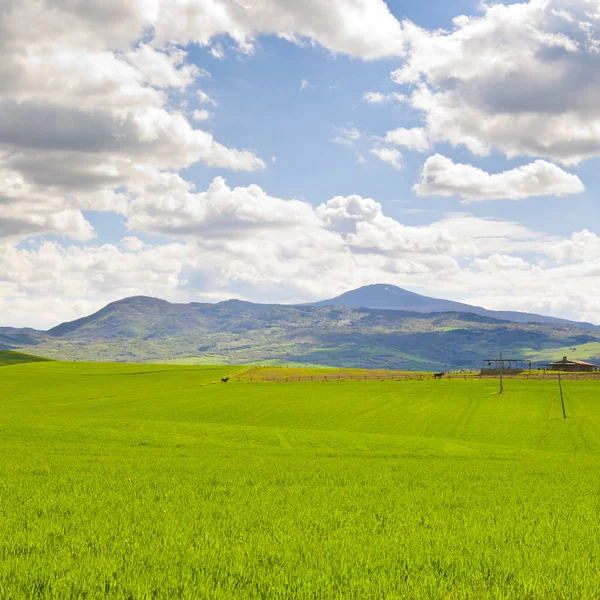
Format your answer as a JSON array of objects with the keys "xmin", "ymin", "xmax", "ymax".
[
  {"xmin": 316, "ymin": 284, "xmax": 598, "ymax": 329},
  {"xmin": 1, "ymin": 295, "xmax": 600, "ymax": 370},
  {"xmin": 0, "ymin": 350, "xmax": 52, "ymax": 366}
]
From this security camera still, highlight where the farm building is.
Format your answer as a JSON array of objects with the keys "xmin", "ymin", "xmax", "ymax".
[{"xmin": 546, "ymin": 357, "xmax": 599, "ymax": 373}]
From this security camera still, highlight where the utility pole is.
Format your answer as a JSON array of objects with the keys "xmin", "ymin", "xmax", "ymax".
[
  {"xmin": 499, "ymin": 352, "xmax": 504, "ymax": 395},
  {"xmin": 558, "ymin": 372, "xmax": 567, "ymax": 419}
]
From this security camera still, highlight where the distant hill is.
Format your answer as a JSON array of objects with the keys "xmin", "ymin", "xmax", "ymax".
[
  {"xmin": 1, "ymin": 295, "xmax": 600, "ymax": 371},
  {"xmin": 315, "ymin": 284, "xmax": 598, "ymax": 329}
]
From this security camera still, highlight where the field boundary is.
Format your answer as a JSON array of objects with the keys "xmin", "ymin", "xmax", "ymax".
[{"xmin": 231, "ymin": 366, "xmax": 600, "ymax": 383}]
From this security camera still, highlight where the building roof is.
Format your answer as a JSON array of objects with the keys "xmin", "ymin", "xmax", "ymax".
[{"xmin": 548, "ymin": 357, "xmax": 598, "ymax": 367}]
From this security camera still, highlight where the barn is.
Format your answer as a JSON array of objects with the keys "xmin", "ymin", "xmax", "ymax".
[{"xmin": 547, "ymin": 356, "xmax": 599, "ymax": 373}]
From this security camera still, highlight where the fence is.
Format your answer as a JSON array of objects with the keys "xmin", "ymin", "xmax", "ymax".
[{"xmin": 232, "ymin": 367, "xmax": 600, "ymax": 384}]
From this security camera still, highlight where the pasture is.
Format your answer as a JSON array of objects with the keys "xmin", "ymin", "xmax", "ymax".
[{"xmin": 2, "ymin": 359, "xmax": 600, "ymax": 598}]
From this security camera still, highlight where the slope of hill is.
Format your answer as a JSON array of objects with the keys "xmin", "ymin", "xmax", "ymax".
[
  {"xmin": 0, "ymin": 350, "xmax": 52, "ymax": 366},
  {"xmin": 315, "ymin": 284, "xmax": 598, "ymax": 329},
  {"xmin": 2, "ymin": 295, "xmax": 600, "ymax": 370}
]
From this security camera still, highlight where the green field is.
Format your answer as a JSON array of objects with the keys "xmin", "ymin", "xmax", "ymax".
[{"xmin": 3, "ymin": 358, "xmax": 600, "ymax": 598}]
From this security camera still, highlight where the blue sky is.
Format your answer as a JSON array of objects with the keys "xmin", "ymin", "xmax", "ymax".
[{"xmin": 2, "ymin": 0, "xmax": 600, "ymax": 327}]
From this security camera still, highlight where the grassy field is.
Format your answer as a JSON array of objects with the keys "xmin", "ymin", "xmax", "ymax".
[{"xmin": 3, "ymin": 358, "xmax": 600, "ymax": 598}]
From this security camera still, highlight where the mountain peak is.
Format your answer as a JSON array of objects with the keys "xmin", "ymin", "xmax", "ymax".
[
  {"xmin": 316, "ymin": 284, "xmax": 597, "ymax": 329},
  {"xmin": 315, "ymin": 284, "xmax": 434, "ymax": 311}
]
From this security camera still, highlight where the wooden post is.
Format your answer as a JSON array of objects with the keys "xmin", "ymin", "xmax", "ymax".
[
  {"xmin": 558, "ymin": 372, "xmax": 567, "ymax": 420},
  {"xmin": 499, "ymin": 352, "xmax": 504, "ymax": 395}
]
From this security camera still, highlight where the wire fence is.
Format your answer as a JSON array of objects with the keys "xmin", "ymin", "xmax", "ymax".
[{"xmin": 232, "ymin": 368, "xmax": 600, "ymax": 384}]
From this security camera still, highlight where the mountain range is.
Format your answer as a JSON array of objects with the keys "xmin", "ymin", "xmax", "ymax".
[
  {"xmin": 315, "ymin": 284, "xmax": 597, "ymax": 329},
  {"xmin": 1, "ymin": 284, "xmax": 598, "ymax": 371}
]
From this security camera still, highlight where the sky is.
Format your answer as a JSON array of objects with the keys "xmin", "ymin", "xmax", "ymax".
[{"xmin": 3, "ymin": 0, "xmax": 600, "ymax": 329}]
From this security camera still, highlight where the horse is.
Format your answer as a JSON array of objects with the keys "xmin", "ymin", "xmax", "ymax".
[
  {"xmin": 433, "ymin": 372, "xmax": 445, "ymax": 380},
  {"xmin": 221, "ymin": 376, "xmax": 229, "ymax": 384}
]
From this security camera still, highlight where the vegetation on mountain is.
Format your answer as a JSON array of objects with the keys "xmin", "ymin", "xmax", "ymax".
[{"xmin": 1, "ymin": 294, "xmax": 599, "ymax": 369}]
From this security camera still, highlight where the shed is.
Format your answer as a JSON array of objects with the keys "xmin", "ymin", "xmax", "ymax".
[{"xmin": 547, "ymin": 356, "xmax": 599, "ymax": 373}]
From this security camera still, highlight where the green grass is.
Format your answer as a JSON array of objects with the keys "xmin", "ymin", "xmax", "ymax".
[
  {"xmin": 3, "ymin": 362, "xmax": 600, "ymax": 598},
  {"xmin": 0, "ymin": 350, "xmax": 52, "ymax": 366}
]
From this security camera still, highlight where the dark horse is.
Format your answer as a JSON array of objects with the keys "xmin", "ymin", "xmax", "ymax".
[
  {"xmin": 433, "ymin": 372, "xmax": 445, "ymax": 380},
  {"xmin": 221, "ymin": 376, "xmax": 229, "ymax": 383}
]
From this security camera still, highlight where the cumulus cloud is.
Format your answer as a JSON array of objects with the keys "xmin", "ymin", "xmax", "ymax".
[
  {"xmin": 474, "ymin": 254, "xmax": 531, "ymax": 272},
  {"xmin": 3, "ymin": 0, "xmax": 600, "ymax": 329},
  {"xmin": 385, "ymin": 128, "xmax": 431, "ymax": 152},
  {"xmin": 547, "ymin": 229, "xmax": 600, "ymax": 261},
  {"xmin": 128, "ymin": 175, "xmax": 320, "ymax": 236},
  {"xmin": 2, "ymin": 173, "xmax": 600, "ymax": 328},
  {"xmin": 414, "ymin": 154, "xmax": 584, "ymax": 202},
  {"xmin": 0, "ymin": 240, "xmax": 191, "ymax": 328},
  {"xmin": 152, "ymin": 0, "xmax": 408, "ymax": 59},
  {"xmin": 384, "ymin": 0, "xmax": 600, "ymax": 164},
  {"xmin": 0, "ymin": 0, "xmax": 405, "ymax": 244},
  {"xmin": 121, "ymin": 236, "xmax": 146, "ymax": 252},
  {"xmin": 0, "ymin": 166, "xmax": 95, "ymax": 241}
]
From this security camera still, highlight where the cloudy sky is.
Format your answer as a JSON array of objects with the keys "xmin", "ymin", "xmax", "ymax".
[{"xmin": 3, "ymin": 0, "xmax": 600, "ymax": 328}]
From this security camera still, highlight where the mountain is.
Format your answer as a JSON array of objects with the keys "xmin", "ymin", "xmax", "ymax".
[
  {"xmin": 315, "ymin": 284, "xmax": 598, "ymax": 329},
  {"xmin": 1, "ymin": 294, "xmax": 600, "ymax": 371}
]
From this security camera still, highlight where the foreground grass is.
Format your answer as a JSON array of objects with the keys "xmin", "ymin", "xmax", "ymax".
[{"xmin": 2, "ymin": 362, "xmax": 600, "ymax": 598}]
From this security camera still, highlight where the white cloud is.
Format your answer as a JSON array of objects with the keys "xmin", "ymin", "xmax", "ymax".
[
  {"xmin": 0, "ymin": 0, "xmax": 279, "ymax": 242},
  {"xmin": 0, "ymin": 166, "xmax": 95, "ymax": 241},
  {"xmin": 547, "ymin": 229, "xmax": 600, "ymax": 261},
  {"xmin": 210, "ymin": 45, "xmax": 225, "ymax": 59},
  {"xmin": 192, "ymin": 109, "xmax": 213, "ymax": 121},
  {"xmin": 127, "ymin": 175, "xmax": 321, "ymax": 237},
  {"xmin": 196, "ymin": 90, "xmax": 218, "ymax": 107},
  {"xmin": 370, "ymin": 147, "xmax": 403, "ymax": 169},
  {"xmin": 2, "ymin": 174, "xmax": 600, "ymax": 327},
  {"xmin": 332, "ymin": 125, "xmax": 361, "ymax": 147},
  {"xmin": 414, "ymin": 154, "xmax": 584, "ymax": 202},
  {"xmin": 474, "ymin": 254, "xmax": 531, "ymax": 272},
  {"xmin": 363, "ymin": 91, "xmax": 406, "ymax": 103},
  {"xmin": 385, "ymin": 127, "xmax": 431, "ymax": 152},
  {"xmin": 152, "ymin": 0, "xmax": 407, "ymax": 60},
  {"xmin": 316, "ymin": 194, "xmax": 384, "ymax": 233},
  {"xmin": 125, "ymin": 45, "xmax": 199, "ymax": 90},
  {"xmin": 2, "ymin": 0, "xmax": 600, "ymax": 328},
  {"xmin": 0, "ymin": 0, "xmax": 407, "ymax": 244},
  {"xmin": 121, "ymin": 236, "xmax": 146, "ymax": 252},
  {"xmin": 300, "ymin": 79, "xmax": 313, "ymax": 91},
  {"xmin": 385, "ymin": 0, "xmax": 600, "ymax": 164},
  {"xmin": 0, "ymin": 240, "xmax": 191, "ymax": 328}
]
